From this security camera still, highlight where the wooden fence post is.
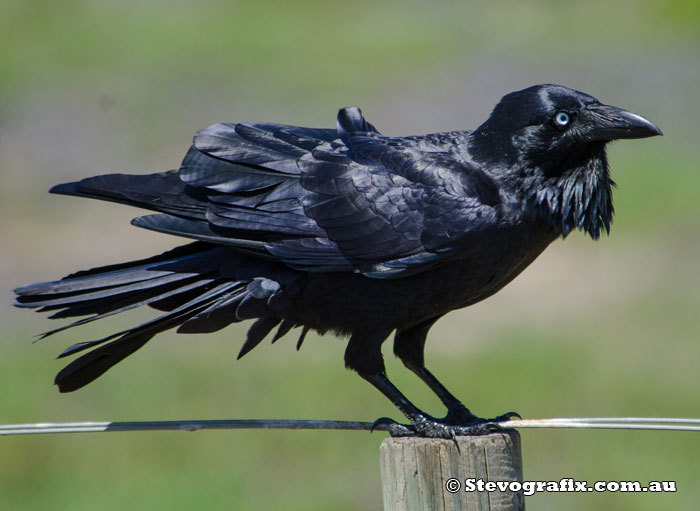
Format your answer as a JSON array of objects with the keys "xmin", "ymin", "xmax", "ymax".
[{"xmin": 380, "ymin": 431, "xmax": 524, "ymax": 511}]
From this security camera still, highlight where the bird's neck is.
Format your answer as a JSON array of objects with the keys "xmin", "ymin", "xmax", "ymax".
[{"xmin": 523, "ymin": 147, "xmax": 614, "ymax": 239}]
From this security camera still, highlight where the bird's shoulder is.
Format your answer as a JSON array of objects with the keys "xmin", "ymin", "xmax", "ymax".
[{"xmin": 333, "ymin": 128, "xmax": 501, "ymax": 219}]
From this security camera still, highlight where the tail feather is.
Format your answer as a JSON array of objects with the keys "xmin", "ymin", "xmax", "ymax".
[
  {"xmin": 41, "ymin": 278, "xmax": 217, "ymax": 338},
  {"xmin": 44, "ymin": 275, "xmax": 209, "ymax": 318},
  {"xmin": 175, "ymin": 288, "xmax": 246, "ymax": 334},
  {"xmin": 15, "ymin": 241, "xmax": 302, "ymax": 391},
  {"xmin": 54, "ymin": 291, "xmax": 223, "ymax": 392},
  {"xmin": 17, "ymin": 272, "xmax": 199, "ymax": 310},
  {"xmin": 55, "ymin": 331, "xmax": 153, "ymax": 393},
  {"xmin": 54, "ymin": 280, "xmax": 242, "ymax": 392},
  {"xmin": 14, "ymin": 243, "xmax": 219, "ymax": 303},
  {"xmin": 55, "ymin": 280, "xmax": 238, "ymax": 362}
]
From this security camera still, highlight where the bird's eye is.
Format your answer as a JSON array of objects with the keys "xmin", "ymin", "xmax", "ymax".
[{"xmin": 553, "ymin": 112, "xmax": 571, "ymax": 128}]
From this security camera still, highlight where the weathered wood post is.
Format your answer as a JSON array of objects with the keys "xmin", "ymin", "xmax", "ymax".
[{"xmin": 380, "ymin": 431, "xmax": 524, "ymax": 511}]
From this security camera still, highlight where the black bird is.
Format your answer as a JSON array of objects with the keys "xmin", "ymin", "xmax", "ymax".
[{"xmin": 14, "ymin": 84, "xmax": 661, "ymax": 437}]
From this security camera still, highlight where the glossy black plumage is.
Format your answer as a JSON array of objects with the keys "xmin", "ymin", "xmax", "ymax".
[{"xmin": 14, "ymin": 84, "xmax": 661, "ymax": 436}]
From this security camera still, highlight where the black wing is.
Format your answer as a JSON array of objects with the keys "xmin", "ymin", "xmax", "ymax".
[{"xmin": 54, "ymin": 108, "xmax": 501, "ymax": 278}]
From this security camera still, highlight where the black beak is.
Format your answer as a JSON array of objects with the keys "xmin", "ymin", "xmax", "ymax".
[{"xmin": 582, "ymin": 103, "xmax": 662, "ymax": 141}]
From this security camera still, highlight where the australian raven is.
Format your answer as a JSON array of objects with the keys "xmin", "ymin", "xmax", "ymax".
[{"xmin": 14, "ymin": 84, "xmax": 661, "ymax": 437}]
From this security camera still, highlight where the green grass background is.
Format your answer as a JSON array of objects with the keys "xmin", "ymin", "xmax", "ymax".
[{"xmin": 1, "ymin": 1, "xmax": 699, "ymax": 509}]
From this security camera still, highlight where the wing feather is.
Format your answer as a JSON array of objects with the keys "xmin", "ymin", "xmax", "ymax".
[{"xmin": 48, "ymin": 107, "xmax": 500, "ymax": 279}]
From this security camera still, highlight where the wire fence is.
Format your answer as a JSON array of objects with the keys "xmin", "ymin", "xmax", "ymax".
[{"xmin": 1, "ymin": 417, "xmax": 700, "ymax": 436}]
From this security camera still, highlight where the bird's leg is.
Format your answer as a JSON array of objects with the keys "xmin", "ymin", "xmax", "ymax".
[
  {"xmin": 344, "ymin": 331, "xmax": 419, "ymax": 436},
  {"xmin": 394, "ymin": 319, "xmax": 474, "ymax": 421},
  {"xmin": 346, "ymin": 330, "xmax": 507, "ymax": 438},
  {"xmin": 410, "ymin": 364, "xmax": 477, "ymax": 424},
  {"xmin": 362, "ymin": 372, "xmax": 436, "ymax": 437},
  {"xmin": 361, "ymin": 369, "xmax": 510, "ymax": 438},
  {"xmin": 394, "ymin": 320, "xmax": 520, "ymax": 428},
  {"xmin": 409, "ymin": 365, "xmax": 519, "ymax": 425}
]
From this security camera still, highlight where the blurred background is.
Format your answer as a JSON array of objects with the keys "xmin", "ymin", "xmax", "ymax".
[{"xmin": 1, "ymin": 1, "xmax": 699, "ymax": 509}]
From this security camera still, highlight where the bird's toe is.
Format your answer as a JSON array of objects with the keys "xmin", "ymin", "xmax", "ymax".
[{"xmin": 371, "ymin": 417, "xmax": 415, "ymax": 437}]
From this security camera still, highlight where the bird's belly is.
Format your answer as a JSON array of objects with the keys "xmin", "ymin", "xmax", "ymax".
[{"xmin": 293, "ymin": 226, "xmax": 556, "ymax": 334}]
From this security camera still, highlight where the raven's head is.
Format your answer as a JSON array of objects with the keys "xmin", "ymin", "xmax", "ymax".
[{"xmin": 470, "ymin": 84, "xmax": 661, "ymax": 238}]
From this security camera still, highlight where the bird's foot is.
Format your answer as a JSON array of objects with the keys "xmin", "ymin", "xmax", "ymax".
[
  {"xmin": 444, "ymin": 406, "xmax": 521, "ymax": 426},
  {"xmin": 371, "ymin": 410, "xmax": 520, "ymax": 438}
]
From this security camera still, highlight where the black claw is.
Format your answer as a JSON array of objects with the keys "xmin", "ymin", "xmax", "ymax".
[
  {"xmin": 370, "ymin": 416, "xmax": 393, "ymax": 433},
  {"xmin": 370, "ymin": 417, "xmax": 414, "ymax": 436},
  {"xmin": 449, "ymin": 431, "xmax": 461, "ymax": 453},
  {"xmin": 493, "ymin": 411, "xmax": 521, "ymax": 422}
]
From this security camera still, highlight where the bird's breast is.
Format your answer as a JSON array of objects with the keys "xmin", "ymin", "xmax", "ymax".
[{"xmin": 292, "ymin": 223, "xmax": 556, "ymax": 334}]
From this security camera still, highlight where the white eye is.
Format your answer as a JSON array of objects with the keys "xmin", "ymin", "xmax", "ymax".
[{"xmin": 553, "ymin": 112, "xmax": 571, "ymax": 127}]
